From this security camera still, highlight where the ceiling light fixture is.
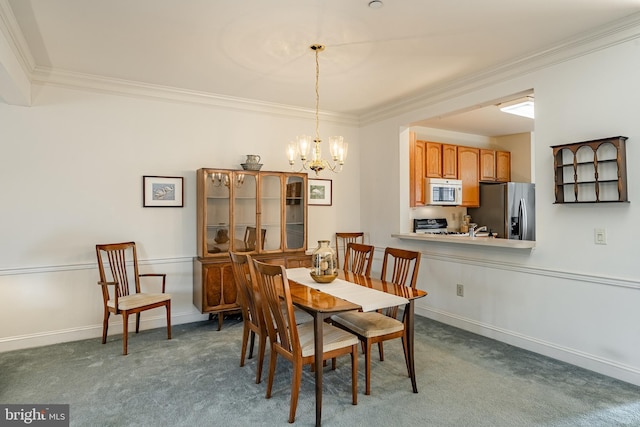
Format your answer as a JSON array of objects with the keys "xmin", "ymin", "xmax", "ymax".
[
  {"xmin": 287, "ymin": 44, "xmax": 347, "ymax": 175},
  {"xmin": 499, "ymin": 96, "xmax": 535, "ymax": 119},
  {"xmin": 368, "ymin": 0, "xmax": 384, "ymax": 9}
]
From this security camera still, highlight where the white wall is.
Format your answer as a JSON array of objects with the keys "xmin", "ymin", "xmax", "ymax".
[
  {"xmin": 360, "ymin": 31, "xmax": 640, "ymax": 385},
  {"xmin": 0, "ymin": 84, "xmax": 361, "ymax": 351},
  {"xmin": 494, "ymin": 132, "xmax": 533, "ymax": 183}
]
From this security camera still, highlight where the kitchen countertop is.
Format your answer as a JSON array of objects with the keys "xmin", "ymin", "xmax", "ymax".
[{"xmin": 392, "ymin": 232, "xmax": 536, "ymax": 249}]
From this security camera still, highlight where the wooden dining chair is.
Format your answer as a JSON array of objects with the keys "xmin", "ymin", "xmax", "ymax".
[
  {"xmin": 335, "ymin": 232, "xmax": 364, "ymax": 269},
  {"xmin": 380, "ymin": 247, "xmax": 421, "ymax": 319},
  {"xmin": 96, "ymin": 242, "xmax": 171, "ymax": 355},
  {"xmin": 343, "ymin": 242, "xmax": 374, "ymax": 276},
  {"xmin": 250, "ymin": 258, "xmax": 359, "ymax": 423},
  {"xmin": 230, "ymin": 251, "xmax": 267, "ymax": 384},
  {"xmin": 331, "ymin": 247, "xmax": 421, "ymax": 395}
]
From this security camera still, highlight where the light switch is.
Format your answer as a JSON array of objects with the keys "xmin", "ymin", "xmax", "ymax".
[{"xmin": 594, "ymin": 228, "xmax": 607, "ymax": 245}]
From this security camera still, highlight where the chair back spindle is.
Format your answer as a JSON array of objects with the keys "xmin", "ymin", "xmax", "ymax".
[{"xmin": 343, "ymin": 242, "xmax": 374, "ymax": 276}]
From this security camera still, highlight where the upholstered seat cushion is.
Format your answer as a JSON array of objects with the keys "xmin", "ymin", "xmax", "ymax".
[
  {"xmin": 296, "ymin": 322, "xmax": 359, "ymax": 358},
  {"xmin": 331, "ymin": 311, "xmax": 404, "ymax": 338},
  {"xmin": 107, "ymin": 293, "xmax": 171, "ymax": 310}
]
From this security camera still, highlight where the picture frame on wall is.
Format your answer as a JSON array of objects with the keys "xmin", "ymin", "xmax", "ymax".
[
  {"xmin": 308, "ymin": 178, "xmax": 332, "ymax": 206},
  {"xmin": 143, "ymin": 176, "xmax": 184, "ymax": 207}
]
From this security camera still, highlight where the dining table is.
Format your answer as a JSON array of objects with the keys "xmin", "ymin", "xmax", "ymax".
[{"xmin": 285, "ymin": 267, "xmax": 428, "ymax": 426}]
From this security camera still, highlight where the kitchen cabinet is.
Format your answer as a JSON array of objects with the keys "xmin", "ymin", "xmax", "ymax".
[
  {"xmin": 425, "ymin": 141, "xmax": 442, "ymax": 178},
  {"xmin": 194, "ymin": 168, "xmax": 309, "ymax": 329},
  {"xmin": 480, "ymin": 149, "xmax": 511, "ymax": 182},
  {"xmin": 409, "ymin": 133, "xmax": 426, "ymax": 206},
  {"xmin": 480, "ymin": 149, "xmax": 496, "ymax": 181},
  {"xmin": 457, "ymin": 146, "xmax": 480, "ymax": 207},
  {"xmin": 551, "ymin": 136, "xmax": 628, "ymax": 203},
  {"xmin": 425, "ymin": 141, "xmax": 457, "ymax": 178},
  {"xmin": 442, "ymin": 144, "xmax": 458, "ymax": 178},
  {"xmin": 496, "ymin": 151, "xmax": 511, "ymax": 182},
  {"xmin": 409, "ymin": 136, "xmax": 508, "ymax": 206}
]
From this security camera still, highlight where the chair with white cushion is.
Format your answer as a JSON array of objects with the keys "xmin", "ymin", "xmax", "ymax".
[
  {"xmin": 250, "ymin": 258, "xmax": 359, "ymax": 423},
  {"xmin": 331, "ymin": 247, "xmax": 421, "ymax": 395},
  {"xmin": 96, "ymin": 242, "xmax": 171, "ymax": 355}
]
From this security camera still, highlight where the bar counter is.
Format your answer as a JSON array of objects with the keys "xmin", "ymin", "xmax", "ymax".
[{"xmin": 392, "ymin": 232, "xmax": 536, "ymax": 249}]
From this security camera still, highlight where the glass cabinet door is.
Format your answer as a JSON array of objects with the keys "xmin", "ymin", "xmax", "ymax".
[
  {"xmin": 260, "ymin": 174, "xmax": 282, "ymax": 251},
  {"xmin": 205, "ymin": 171, "xmax": 231, "ymax": 255},
  {"xmin": 285, "ymin": 175, "xmax": 306, "ymax": 250},
  {"xmin": 232, "ymin": 172, "xmax": 258, "ymax": 252}
]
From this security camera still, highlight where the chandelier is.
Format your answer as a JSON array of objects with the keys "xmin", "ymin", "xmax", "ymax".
[{"xmin": 287, "ymin": 44, "xmax": 348, "ymax": 175}]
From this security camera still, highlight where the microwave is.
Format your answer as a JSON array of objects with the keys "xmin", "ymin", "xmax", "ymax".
[{"xmin": 425, "ymin": 178, "xmax": 463, "ymax": 206}]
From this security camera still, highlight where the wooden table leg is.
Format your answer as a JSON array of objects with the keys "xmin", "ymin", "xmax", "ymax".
[
  {"xmin": 405, "ymin": 301, "xmax": 418, "ymax": 393},
  {"xmin": 314, "ymin": 313, "xmax": 324, "ymax": 426}
]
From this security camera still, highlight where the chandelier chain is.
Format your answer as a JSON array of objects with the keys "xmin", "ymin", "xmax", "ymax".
[{"xmin": 315, "ymin": 48, "xmax": 320, "ymax": 142}]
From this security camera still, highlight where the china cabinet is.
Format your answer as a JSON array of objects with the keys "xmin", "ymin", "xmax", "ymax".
[
  {"xmin": 551, "ymin": 136, "xmax": 628, "ymax": 203},
  {"xmin": 193, "ymin": 168, "xmax": 309, "ymax": 329}
]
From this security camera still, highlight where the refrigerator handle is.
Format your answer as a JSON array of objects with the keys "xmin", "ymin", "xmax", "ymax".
[{"xmin": 518, "ymin": 198, "xmax": 527, "ymax": 240}]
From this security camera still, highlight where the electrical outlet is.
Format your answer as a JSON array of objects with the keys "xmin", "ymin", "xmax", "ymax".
[
  {"xmin": 456, "ymin": 284, "xmax": 464, "ymax": 297},
  {"xmin": 594, "ymin": 228, "xmax": 607, "ymax": 245}
]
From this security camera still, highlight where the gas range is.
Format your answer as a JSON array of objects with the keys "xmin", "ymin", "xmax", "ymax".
[{"xmin": 413, "ymin": 218, "xmax": 469, "ymax": 236}]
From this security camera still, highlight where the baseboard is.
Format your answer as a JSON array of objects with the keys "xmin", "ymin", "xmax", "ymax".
[
  {"xmin": 0, "ymin": 311, "xmax": 209, "ymax": 353},
  {"xmin": 416, "ymin": 306, "xmax": 640, "ymax": 387}
]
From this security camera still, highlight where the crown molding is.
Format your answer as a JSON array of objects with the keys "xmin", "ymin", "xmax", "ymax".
[
  {"xmin": 30, "ymin": 66, "xmax": 360, "ymax": 126},
  {"xmin": 0, "ymin": 0, "xmax": 35, "ymax": 75},
  {"xmin": 358, "ymin": 12, "xmax": 640, "ymax": 125}
]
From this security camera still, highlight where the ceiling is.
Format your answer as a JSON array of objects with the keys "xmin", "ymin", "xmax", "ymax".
[{"xmin": 4, "ymin": 0, "xmax": 640, "ymax": 136}]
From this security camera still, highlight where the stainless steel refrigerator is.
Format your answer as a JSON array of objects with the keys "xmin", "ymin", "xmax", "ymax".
[{"xmin": 468, "ymin": 182, "xmax": 535, "ymax": 240}]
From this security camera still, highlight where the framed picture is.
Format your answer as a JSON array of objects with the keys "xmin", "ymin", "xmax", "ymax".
[
  {"xmin": 308, "ymin": 178, "xmax": 332, "ymax": 206},
  {"xmin": 143, "ymin": 176, "xmax": 184, "ymax": 207}
]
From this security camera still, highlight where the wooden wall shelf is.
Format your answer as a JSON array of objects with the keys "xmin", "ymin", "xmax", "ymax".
[{"xmin": 551, "ymin": 136, "xmax": 629, "ymax": 204}]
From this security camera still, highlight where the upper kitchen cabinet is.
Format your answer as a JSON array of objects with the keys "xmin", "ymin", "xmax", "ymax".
[
  {"xmin": 410, "ymin": 133, "xmax": 426, "ymax": 206},
  {"xmin": 480, "ymin": 149, "xmax": 511, "ymax": 182},
  {"xmin": 425, "ymin": 141, "xmax": 442, "ymax": 177},
  {"xmin": 496, "ymin": 151, "xmax": 511, "ymax": 182},
  {"xmin": 425, "ymin": 141, "xmax": 457, "ymax": 179},
  {"xmin": 442, "ymin": 144, "xmax": 458, "ymax": 178},
  {"xmin": 480, "ymin": 149, "xmax": 496, "ymax": 181},
  {"xmin": 457, "ymin": 146, "xmax": 480, "ymax": 207}
]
